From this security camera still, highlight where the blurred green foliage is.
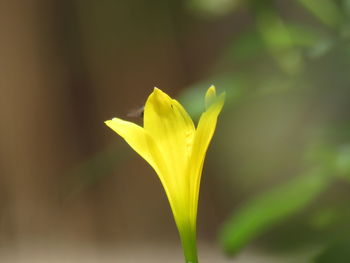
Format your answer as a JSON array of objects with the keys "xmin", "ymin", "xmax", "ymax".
[
  {"xmin": 219, "ymin": 167, "xmax": 332, "ymax": 255},
  {"xmin": 314, "ymin": 237, "xmax": 350, "ymax": 263},
  {"xmin": 184, "ymin": 0, "xmax": 350, "ymax": 260},
  {"xmin": 297, "ymin": 0, "xmax": 344, "ymax": 28}
]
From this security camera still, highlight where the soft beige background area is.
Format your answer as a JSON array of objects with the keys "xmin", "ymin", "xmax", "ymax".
[{"xmin": 0, "ymin": 243, "xmax": 314, "ymax": 263}]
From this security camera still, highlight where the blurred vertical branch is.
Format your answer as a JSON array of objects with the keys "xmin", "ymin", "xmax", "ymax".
[{"xmin": 0, "ymin": 0, "xmax": 73, "ymax": 244}]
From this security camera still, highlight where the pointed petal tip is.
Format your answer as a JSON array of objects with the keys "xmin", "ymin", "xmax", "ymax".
[
  {"xmin": 205, "ymin": 86, "xmax": 225, "ymax": 110},
  {"xmin": 151, "ymin": 87, "xmax": 166, "ymax": 97},
  {"xmin": 208, "ymin": 85, "xmax": 216, "ymax": 92},
  {"xmin": 146, "ymin": 87, "xmax": 172, "ymax": 111},
  {"xmin": 104, "ymin": 120, "xmax": 115, "ymax": 132},
  {"xmin": 205, "ymin": 85, "xmax": 217, "ymax": 109},
  {"xmin": 105, "ymin": 118, "xmax": 122, "ymax": 127}
]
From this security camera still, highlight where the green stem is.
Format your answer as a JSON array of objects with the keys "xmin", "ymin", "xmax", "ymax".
[{"xmin": 178, "ymin": 220, "xmax": 198, "ymax": 263}]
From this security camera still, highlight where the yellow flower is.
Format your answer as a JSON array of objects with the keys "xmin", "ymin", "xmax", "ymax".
[{"xmin": 105, "ymin": 86, "xmax": 225, "ymax": 263}]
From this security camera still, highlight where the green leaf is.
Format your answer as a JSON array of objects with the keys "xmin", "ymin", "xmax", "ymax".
[
  {"xmin": 178, "ymin": 74, "xmax": 245, "ymax": 119},
  {"xmin": 255, "ymin": 9, "xmax": 303, "ymax": 74},
  {"xmin": 219, "ymin": 168, "xmax": 333, "ymax": 256},
  {"xmin": 229, "ymin": 24, "xmax": 324, "ymax": 61},
  {"xmin": 314, "ymin": 237, "xmax": 350, "ymax": 263},
  {"xmin": 297, "ymin": 0, "xmax": 343, "ymax": 29},
  {"xmin": 335, "ymin": 144, "xmax": 350, "ymax": 178}
]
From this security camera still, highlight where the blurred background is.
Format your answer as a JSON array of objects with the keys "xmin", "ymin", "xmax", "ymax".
[{"xmin": 0, "ymin": 0, "xmax": 350, "ymax": 262}]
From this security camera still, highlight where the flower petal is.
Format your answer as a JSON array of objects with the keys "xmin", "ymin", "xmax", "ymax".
[
  {"xmin": 105, "ymin": 117, "xmax": 181, "ymax": 216},
  {"xmin": 205, "ymin": 85, "xmax": 217, "ymax": 109},
  {"xmin": 189, "ymin": 86, "xmax": 225, "ymax": 220},
  {"xmin": 143, "ymin": 88, "xmax": 195, "ymax": 184},
  {"xmin": 105, "ymin": 118, "xmax": 160, "ymax": 173}
]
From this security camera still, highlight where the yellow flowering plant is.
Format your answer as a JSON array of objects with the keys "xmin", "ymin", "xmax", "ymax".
[{"xmin": 105, "ymin": 86, "xmax": 225, "ymax": 263}]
